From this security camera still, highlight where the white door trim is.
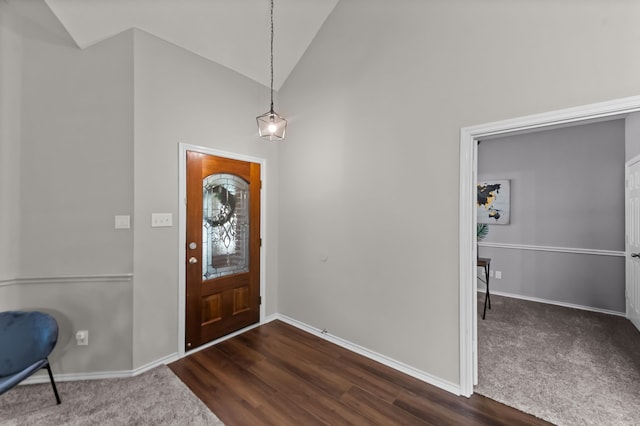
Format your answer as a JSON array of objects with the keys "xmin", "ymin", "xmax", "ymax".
[
  {"xmin": 625, "ymin": 153, "xmax": 640, "ymax": 332},
  {"xmin": 458, "ymin": 95, "xmax": 640, "ymax": 397},
  {"xmin": 177, "ymin": 143, "xmax": 267, "ymax": 358}
]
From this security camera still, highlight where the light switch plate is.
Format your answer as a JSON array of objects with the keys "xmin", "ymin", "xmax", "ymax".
[
  {"xmin": 115, "ymin": 215, "xmax": 130, "ymax": 229},
  {"xmin": 151, "ymin": 213, "xmax": 173, "ymax": 227}
]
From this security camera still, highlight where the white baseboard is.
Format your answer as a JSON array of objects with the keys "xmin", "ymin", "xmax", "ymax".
[
  {"xmin": 132, "ymin": 352, "xmax": 180, "ymax": 376},
  {"xmin": 273, "ymin": 314, "xmax": 461, "ymax": 396},
  {"xmin": 22, "ymin": 314, "xmax": 462, "ymax": 398},
  {"xmin": 21, "ymin": 317, "xmax": 277, "ymax": 385},
  {"xmin": 264, "ymin": 313, "xmax": 279, "ymax": 323},
  {"xmin": 482, "ymin": 289, "xmax": 626, "ymax": 317},
  {"xmin": 22, "ymin": 369, "xmax": 134, "ymax": 385},
  {"xmin": 21, "ymin": 352, "xmax": 180, "ymax": 385}
]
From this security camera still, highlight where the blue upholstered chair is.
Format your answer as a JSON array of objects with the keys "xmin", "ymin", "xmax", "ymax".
[{"xmin": 0, "ymin": 311, "xmax": 61, "ymax": 404}]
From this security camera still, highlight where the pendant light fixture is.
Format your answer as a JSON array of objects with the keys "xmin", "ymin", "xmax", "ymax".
[{"xmin": 256, "ymin": 0, "xmax": 287, "ymax": 140}]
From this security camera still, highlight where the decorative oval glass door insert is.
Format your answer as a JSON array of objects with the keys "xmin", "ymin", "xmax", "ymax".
[{"xmin": 202, "ymin": 173, "xmax": 249, "ymax": 279}]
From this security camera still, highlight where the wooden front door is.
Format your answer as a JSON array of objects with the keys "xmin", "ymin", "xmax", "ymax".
[{"xmin": 185, "ymin": 151, "xmax": 261, "ymax": 351}]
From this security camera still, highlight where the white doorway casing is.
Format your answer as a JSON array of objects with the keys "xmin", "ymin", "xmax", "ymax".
[
  {"xmin": 625, "ymin": 154, "xmax": 640, "ymax": 332},
  {"xmin": 458, "ymin": 95, "xmax": 640, "ymax": 397},
  {"xmin": 178, "ymin": 143, "xmax": 268, "ymax": 358}
]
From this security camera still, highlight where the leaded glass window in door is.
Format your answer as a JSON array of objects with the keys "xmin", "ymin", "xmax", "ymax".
[{"xmin": 202, "ymin": 173, "xmax": 249, "ymax": 279}]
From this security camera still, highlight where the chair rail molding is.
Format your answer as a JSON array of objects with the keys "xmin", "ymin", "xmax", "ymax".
[
  {"xmin": 478, "ymin": 242, "xmax": 624, "ymax": 257},
  {"xmin": 0, "ymin": 274, "xmax": 133, "ymax": 287}
]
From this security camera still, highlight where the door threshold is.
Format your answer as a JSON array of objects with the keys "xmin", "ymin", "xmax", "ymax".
[{"xmin": 183, "ymin": 321, "xmax": 262, "ymax": 358}]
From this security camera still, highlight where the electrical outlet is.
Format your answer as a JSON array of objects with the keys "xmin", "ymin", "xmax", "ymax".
[
  {"xmin": 495, "ymin": 271, "xmax": 502, "ymax": 279},
  {"xmin": 151, "ymin": 213, "xmax": 172, "ymax": 227},
  {"xmin": 489, "ymin": 270, "xmax": 494, "ymax": 277},
  {"xmin": 76, "ymin": 330, "xmax": 89, "ymax": 346}
]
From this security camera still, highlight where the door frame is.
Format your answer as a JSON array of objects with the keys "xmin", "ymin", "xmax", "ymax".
[
  {"xmin": 178, "ymin": 143, "xmax": 267, "ymax": 357},
  {"xmin": 625, "ymin": 153, "xmax": 640, "ymax": 331},
  {"xmin": 458, "ymin": 95, "xmax": 640, "ymax": 397}
]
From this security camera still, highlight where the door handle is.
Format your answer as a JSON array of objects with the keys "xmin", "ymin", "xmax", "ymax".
[
  {"xmin": 632, "ymin": 253, "xmax": 640, "ymax": 258},
  {"xmin": 188, "ymin": 257, "xmax": 198, "ymax": 264}
]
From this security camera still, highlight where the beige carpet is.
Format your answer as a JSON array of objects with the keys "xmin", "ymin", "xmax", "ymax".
[
  {"xmin": 0, "ymin": 365, "xmax": 223, "ymax": 425},
  {"xmin": 475, "ymin": 294, "xmax": 640, "ymax": 426}
]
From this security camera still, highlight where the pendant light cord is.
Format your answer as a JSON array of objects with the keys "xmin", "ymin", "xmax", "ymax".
[{"xmin": 269, "ymin": 0, "xmax": 275, "ymax": 112}]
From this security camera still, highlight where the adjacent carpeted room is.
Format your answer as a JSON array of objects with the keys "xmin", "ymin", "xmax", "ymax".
[{"xmin": 475, "ymin": 294, "xmax": 640, "ymax": 426}]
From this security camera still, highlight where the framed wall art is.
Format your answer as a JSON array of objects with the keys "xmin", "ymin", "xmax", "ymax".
[{"xmin": 477, "ymin": 179, "xmax": 510, "ymax": 224}]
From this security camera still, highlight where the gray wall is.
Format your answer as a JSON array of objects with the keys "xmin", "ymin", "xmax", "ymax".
[
  {"xmin": 0, "ymin": 1, "xmax": 134, "ymax": 373},
  {"xmin": 19, "ymin": 22, "xmax": 134, "ymax": 278},
  {"xmin": 0, "ymin": 0, "xmax": 280, "ymax": 375},
  {"xmin": 279, "ymin": 0, "xmax": 640, "ymax": 384},
  {"xmin": 626, "ymin": 112, "xmax": 640, "ymax": 161},
  {"xmin": 4, "ymin": 0, "xmax": 640, "ymax": 389},
  {"xmin": 130, "ymin": 29, "xmax": 280, "ymax": 368},
  {"xmin": 478, "ymin": 120, "xmax": 625, "ymax": 312},
  {"xmin": 0, "ymin": 280, "xmax": 133, "ymax": 374},
  {"xmin": 0, "ymin": 1, "xmax": 22, "ymax": 281}
]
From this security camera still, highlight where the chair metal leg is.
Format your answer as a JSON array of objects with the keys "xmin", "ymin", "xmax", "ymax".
[
  {"xmin": 483, "ymin": 292, "xmax": 488, "ymax": 320},
  {"xmin": 482, "ymin": 264, "xmax": 490, "ymax": 320},
  {"xmin": 45, "ymin": 360, "xmax": 61, "ymax": 405},
  {"xmin": 486, "ymin": 265, "xmax": 491, "ymax": 310}
]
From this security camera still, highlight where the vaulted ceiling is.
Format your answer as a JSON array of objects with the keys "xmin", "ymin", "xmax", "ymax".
[{"xmin": 44, "ymin": 0, "xmax": 339, "ymax": 90}]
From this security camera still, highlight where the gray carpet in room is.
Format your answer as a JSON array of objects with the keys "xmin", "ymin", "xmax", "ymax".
[
  {"xmin": 475, "ymin": 294, "xmax": 640, "ymax": 426},
  {"xmin": 0, "ymin": 365, "xmax": 223, "ymax": 425}
]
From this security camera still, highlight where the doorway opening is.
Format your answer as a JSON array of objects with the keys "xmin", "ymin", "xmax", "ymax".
[{"xmin": 458, "ymin": 95, "xmax": 640, "ymax": 397}]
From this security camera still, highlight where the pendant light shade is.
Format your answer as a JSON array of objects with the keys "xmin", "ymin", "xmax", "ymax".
[
  {"xmin": 257, "ymin": 110, "xmax": 287, "ymax": 140},
  {"xmin": 257, "ymin": 0, "xmax": 287, "ymax": 140}
]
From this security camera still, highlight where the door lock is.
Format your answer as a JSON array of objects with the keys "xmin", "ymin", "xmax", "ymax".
[{"xmin": 188, "ymin": 257, "xmax": 198, "ymax": 264}]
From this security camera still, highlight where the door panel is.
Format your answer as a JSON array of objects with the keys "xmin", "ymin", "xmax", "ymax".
[
  {"xmin": 626, "ymin": 159, "xmax": 640, "ymax": 332},
  {"xmin": 186, "ymin": 151, "xmax": 261, "ymax": 350}
]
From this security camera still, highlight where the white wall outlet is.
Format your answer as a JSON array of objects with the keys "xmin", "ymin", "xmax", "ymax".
[
  {"xmin": 495, "ymin": 271, "xmax": 502, "ymax": 279},
  {"xmin": 115, "ymin": 215, "xmax": 130, "ymax": 229},
  {"xmin": 76, "ymin": 330, "xmax": 89, "ymax": 346},
  {"xmin": 489, "ymin": 270, "xmax": 494, "ymax": 277},
  {"xmin": 151, "ymin": 213, "xmax": 172, "ymax": 227}
]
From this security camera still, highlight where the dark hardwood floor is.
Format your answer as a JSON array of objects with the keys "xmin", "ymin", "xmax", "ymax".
[{"xmin": 169, "ymin": 320, "xmax": 550, "ymax": 425}]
